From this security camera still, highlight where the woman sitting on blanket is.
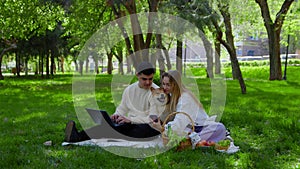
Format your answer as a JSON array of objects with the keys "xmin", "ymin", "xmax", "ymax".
[{"xmin": 150, "ymin": 70, "xmax": 230, "ymax": 143}]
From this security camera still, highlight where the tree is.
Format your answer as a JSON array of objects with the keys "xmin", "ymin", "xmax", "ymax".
[
  {"xmin": 107, "ymin": 1, "xmax": 135, "ymax": 73},
  {"xmin": 282, "ymin": 2, "xmax": 300, "ymax": 53},
  {"xmin": 216, "ymin": 0, "xmax": 246, "ymax": 94},
  {"xmin": 0, "ymin": 40, "xmax": 17, "ymax": 79},
  {"xmin": 163, "ymin": 0, "xmax": 246, "ymax": 93},
  {"xmin": 0, "ymin": 0, "xmax": 64, "ymax": 80},
  {"xmin": 63, "ymin": 0, "xmax": 108, "ymax": 74},
  {"xmin": 159, "ymin": 0, "xmax": 195, "ymax": 74},
  {"xmin": 255, "ymin": 0, "xmax": 295, "ymax": 80},
  {"xmin": 185, "ymin": 1, "xmax": 215, "ymax": 78},
  {"xmin": 0, "ymin": 0, "xmax": 34, "ymax": 79},
  {"xmin": 107, "ymin": 0, "xmax": 160, "ymax": 69}
]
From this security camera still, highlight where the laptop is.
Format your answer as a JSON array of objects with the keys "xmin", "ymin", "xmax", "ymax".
[{"xmin": 85, "ymin": 108, "xmax": 124, "ymax": 127}]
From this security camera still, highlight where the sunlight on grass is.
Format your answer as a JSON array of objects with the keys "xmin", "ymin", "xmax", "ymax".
[
  {"xmin": 1, "ymin": 66, "xmax": 300, "ymax": 168},
  {"xmin": 44, "ymin": 149, "xmax": 69, "ymax": 159},
  {"xmin": 14, "ymin": 111, "xmax": 47, "ymax": 123}
]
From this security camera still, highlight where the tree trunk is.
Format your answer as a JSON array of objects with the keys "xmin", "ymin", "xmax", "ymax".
[
  {"xmin": 85, "ymin": 57, "xmax": 89, "ymax": 73},
  {"xmin": 255, "ymin": 0, "xmax": 294, "ymax": 80},
  {"xmin": 110, "ymin": 5, "xmax": 134, "ymax": 72},
  {"xmin": 268, "ymin": 29, "xmax": 282, "ymax": 80},
  {"xmin": 219, "ymin": 1, "xmax": 246, "ymax": 94},
  {"xmin": 116, "ymin": 47, "xmax": 124, "ymax": 75},
  {"xmin": 40, "ymin": 53, "xmax": 44, "ymax": 77},
  {"xmin": 60, "ymin": 57, "xmax": 64, "ymax": 73},
  {"xmin": 46, "ymin": 52, "xmax": 50, "ymax": 78},
  {"xmin": 176, "ymin": 39, "xmax": 183, "ymax": 74},
  {"xmin": 74, "ymin": 58, "xmax": 78, "ymax": 72},
  {"xmin": 163, "ymin": 46, "xmax": 172, "ymax": 70},
  {"xmin": 211, "ymin": 8, "xmax": 224, "ymax": 76},
  {"xmin": 156, "ymin": 34, "xmax": 166, "ymax": 76},
  {"xmin": 16, "ymin": 51, "xmax": 20, "ymax": 77},
  {"xmin": 199, "ymin": 30, "xmax": 214, "ymax": 78},
  {"xmin": 79, "ymin": 60, "xmax": 83, "ymax": 75},
  {"xmin": 109, "ymin": 0, "xmax": 161, "ymax": 70},
  {"xmin": 144, "ymin": 0, "xmax": 159, "ymax": 53},
  {"xmin": 214, "ymin": 39, "xmax": 221, "ymax": 74},
  {"xmin": 107, "ymin": 52, "xmax": 113, "ymax": 74},
  {"xmin": 40, "ymin": 53, "xmax": 46, "ymax": 77},
  {"xmin": 131, "ymin": 16, "xmax": 145, "ymax": 64},
  {"xmin": 126, "ymin": 58, "xmax": 132, "ymax": 74},
  {"xmin": 50, "ymin": 48, "xmax": 57, "ymax": 76},
  {"xmin": 0, "ymin": 54, "xmax": 4, "ymax": 80},
  {"xmin": 119, "ymin": 61, "xmax": 124, "ymax": 75},
  {"xmin": 25, "ymin": 56, "xmax": 28, "ymax": 76},
  {"xmin": 94, "ymin": 56, "xmax": 99, "ymax": 74},
  {"xmin": 35, "ymin": 57, "xmax": 38, "ymax": 75},
  {"xmin": 124, "ymin": 1, "xmax": 145, "ymax": 65}
]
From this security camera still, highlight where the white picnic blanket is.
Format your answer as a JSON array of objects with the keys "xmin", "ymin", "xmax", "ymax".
[
  {"xmin": 61, "ymin": 137, "xmax": 239, "ymax": 154},
  {"xmin": 62, "ymin": 137, "xmax": 165, "ymax": 148}
]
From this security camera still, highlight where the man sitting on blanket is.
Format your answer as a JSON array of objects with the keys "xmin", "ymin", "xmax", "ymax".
[{"xmin": 65, "ymin": 61, "xmax": 161, "ymax": 142}]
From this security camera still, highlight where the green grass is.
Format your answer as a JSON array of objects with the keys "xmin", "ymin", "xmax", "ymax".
[{"xmin": 0, "ymin": 66, "xmax": 299, "ymax": 169}]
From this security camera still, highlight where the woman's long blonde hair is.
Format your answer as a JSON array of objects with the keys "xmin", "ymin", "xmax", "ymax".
[{"xmin": 161, "ymin": 70, "xmax": 203, "ymax": 113}]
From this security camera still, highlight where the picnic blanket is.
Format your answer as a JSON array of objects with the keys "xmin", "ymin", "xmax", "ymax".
[
  {"xmin": 61, "ymin": 137, "xmax": 239, "ymax": 154},
  {"xmin": 62, "ymin": 137, "xmax": 164, "ymax": 148}
]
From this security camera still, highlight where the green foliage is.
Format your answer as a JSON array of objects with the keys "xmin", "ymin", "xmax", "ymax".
[
  {"xmin": 153, "ymin": 72, "xmax": 161, "ymax": 86},
  {"xmin": 63, "ymin": 0, "xmax": 109, "ymax": 51},
  {"xmin": 0, "ymin": 67, "xmax": 299, "ymax": 168},
  {"xmin": 0, "ymin": 0, "xmax": 65, "ymax": 39}
]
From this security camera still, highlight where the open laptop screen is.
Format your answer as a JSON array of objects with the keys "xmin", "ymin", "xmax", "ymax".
[{"xmin": 85, "ymin": 108, "xmax": 123, "ymax": 127}]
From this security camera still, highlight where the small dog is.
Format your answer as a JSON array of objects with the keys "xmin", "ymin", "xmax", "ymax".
[{"xmin": 149, "ymin": 87, "xmax": 169, "ymax": 121}]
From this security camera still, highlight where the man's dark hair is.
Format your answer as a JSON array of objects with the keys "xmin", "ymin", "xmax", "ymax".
[{"xmin": 136, "ymin": 61, "xmax": 156, "ymax": 75}]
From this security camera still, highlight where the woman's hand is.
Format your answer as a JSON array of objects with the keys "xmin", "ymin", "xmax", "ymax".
[{"xmin": 149, "ymin": 118, "xmax": 163, "ymax": 132}]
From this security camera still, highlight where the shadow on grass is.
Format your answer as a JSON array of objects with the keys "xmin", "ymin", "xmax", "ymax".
[
  {"xmin": 220, "ymin": 81, "xmax": 300, "ymax": 168},
  {"xmin": 1, "ymin": 74, "xmax": 299, "ymax": 168}
]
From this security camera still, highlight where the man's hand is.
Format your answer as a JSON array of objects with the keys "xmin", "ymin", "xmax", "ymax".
[
  {"xmin": 110, "ymin": 114, "xmax": 119, "ymax": 122},
  {"xmin": 115, "ymin": 115, "xmax": 131, "ymax": 124}
]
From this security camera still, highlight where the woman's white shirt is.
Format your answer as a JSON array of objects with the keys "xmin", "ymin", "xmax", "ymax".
[{"xmin": 168, "ymin": 92, "xmax": 209, "ymax": 135}]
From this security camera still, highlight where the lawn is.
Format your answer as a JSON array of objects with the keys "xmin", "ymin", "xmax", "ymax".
[{"xmin": 0, "ymin": 65, "xmax": 299, "ymax": 169}]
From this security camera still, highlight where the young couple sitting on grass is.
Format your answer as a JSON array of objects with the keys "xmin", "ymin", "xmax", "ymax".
[{"xmin": 65, "ymin": 61, "xmax": 232, "ymax": 145}]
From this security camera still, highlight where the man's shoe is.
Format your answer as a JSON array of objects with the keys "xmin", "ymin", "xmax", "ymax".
[
  {"xmin": 225, "ymin": 128, "xmax": 234, "ymax": 142},
  {"xmin": 65, "ymin": 120, "xmax": 80, "ymax": 142},
  {"xmin": 225, "ymin": 128, "xmax": 231, "ymax": 137}
]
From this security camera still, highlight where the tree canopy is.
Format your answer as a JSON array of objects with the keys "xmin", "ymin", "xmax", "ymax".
[{"xmin": 0, "ymin": 0, "xmax": 299, "ymax": 83}]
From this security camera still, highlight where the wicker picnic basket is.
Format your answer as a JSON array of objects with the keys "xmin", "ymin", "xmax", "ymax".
[{"xmin": 161, "ymin": 112, "xmax": 195, "ymax": 151}]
